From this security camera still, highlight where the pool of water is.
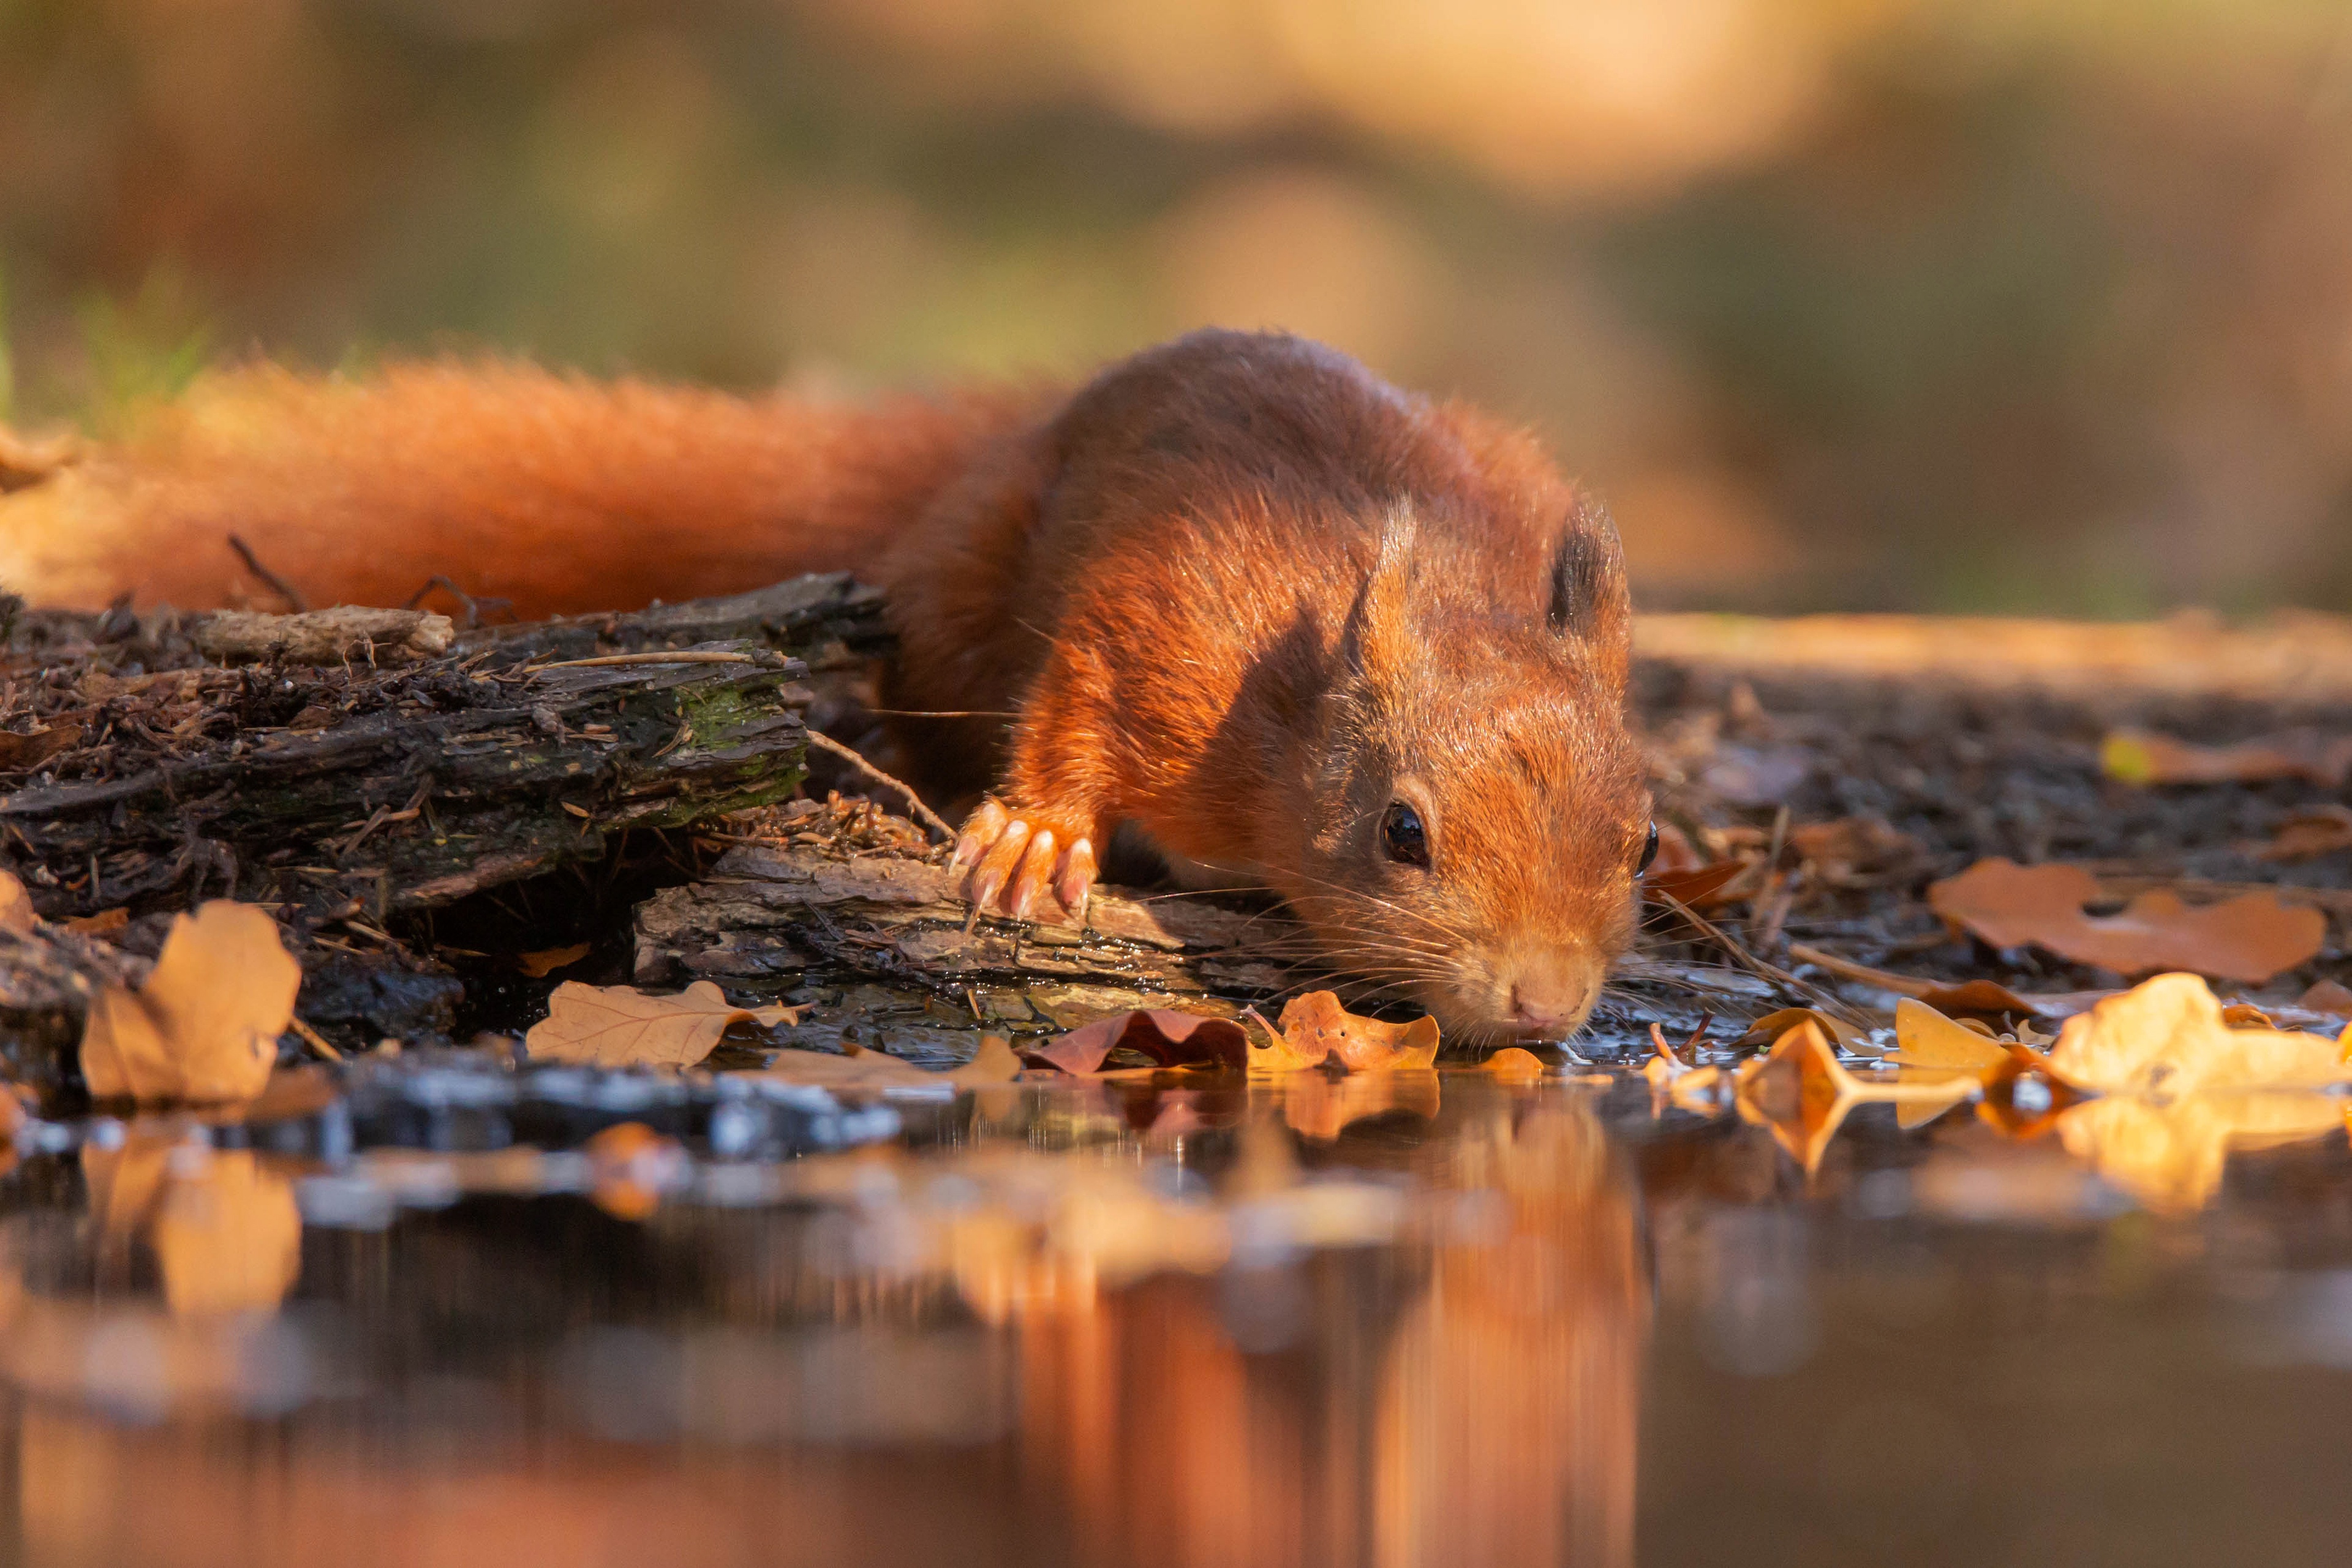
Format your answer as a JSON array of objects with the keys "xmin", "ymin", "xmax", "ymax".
[{"xmin": 1, "ymin": 1057, "xmax": 2348, "ymax": 1567}]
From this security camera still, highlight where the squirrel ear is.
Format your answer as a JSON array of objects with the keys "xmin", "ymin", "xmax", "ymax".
[
  {"xmin": 1340, "ymin": 508, "xmax": 1418, "ymax": 675},
  {"xmin": 1547, "ymin": 496, "xmax": 1627, "ymax": 641}
]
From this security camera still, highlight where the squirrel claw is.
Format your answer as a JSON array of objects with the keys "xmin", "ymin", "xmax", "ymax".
[{"xmin": 954, "ymin": 801, "xmax": 1095, "ymax": 925}]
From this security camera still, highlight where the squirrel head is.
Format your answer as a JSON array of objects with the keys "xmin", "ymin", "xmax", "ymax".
[{"xmin": 1273, "ymin": 505, "xmax": 1650, "ymax": 1044}]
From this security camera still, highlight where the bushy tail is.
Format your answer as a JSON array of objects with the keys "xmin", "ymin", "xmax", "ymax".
[{"xmin": 0, "ymin": 360, "xmax": 1044, "ymax": 617}]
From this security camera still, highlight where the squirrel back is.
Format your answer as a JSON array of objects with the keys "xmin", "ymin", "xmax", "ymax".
[{"xmin": 0, "ymin": 360, "xmax": 1044, "ymax": 617}]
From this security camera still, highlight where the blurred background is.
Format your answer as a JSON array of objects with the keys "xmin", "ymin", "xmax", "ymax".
[{"xmin": 4, "ymin": 0, "xmax": 2351, "ymax": 615}]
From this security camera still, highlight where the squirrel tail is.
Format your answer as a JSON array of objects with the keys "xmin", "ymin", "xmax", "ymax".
[{"xmin": 0, "ymin": 360, "xmax": 1045, "ymax": 617}]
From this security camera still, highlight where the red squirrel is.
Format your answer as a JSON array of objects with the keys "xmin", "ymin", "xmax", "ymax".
[{"xmin": 0, "ymin": 331, "xmax": 1654, "ymax": 1039}]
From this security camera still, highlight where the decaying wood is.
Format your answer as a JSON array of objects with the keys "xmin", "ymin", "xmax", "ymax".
[
  {"xmin": 636, "ymin": 836, "xmax": 1292, "ymax": 1003},
  {"xmin": 0, "ymin": 921, "xmax": 146, "ymax": 1100},
  {"xmin": 192, "ymin": 606, "xmax": 453, "ymax": 664},
  {"xmin": 0, "ymin": 576, "xmax": 889, "ymax": 925}
]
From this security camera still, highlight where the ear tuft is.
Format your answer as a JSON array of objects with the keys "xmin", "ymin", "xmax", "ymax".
[{"xmin": 1547, "ymin": 499, "xmax": 1624, "ymax": 639}]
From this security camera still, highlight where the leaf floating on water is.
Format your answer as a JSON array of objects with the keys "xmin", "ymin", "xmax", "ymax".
[
  {"xmin": 80, "ymin": 901, "xmax": 300, "ymax": 1102},
  {"xmin": 2046, "ymin": 972, "xmax": 2350, "ymax": 1096},
  {"xmin": 150, "ymin": 1150, "xmax": 303, "ymax": 1316},
  {"xmin": 1246, "ymin": 991, "xmax": 1439, "ymax": 1074},
  {"xmin": 2102, "ymin": 726, "xmax": 2352, "ymax": 788},
  {"xmin": 1927, "ymin": 859, "xmax": 2323, "ymax": 984},
  {"xmin": 1890, "ymin": 998, "xmax": 2020, "ymax": 1076},
  {"xmin": 1022, "ymin": 1009, "xmax": 1248, "ymax": 1075},
  {"xmin": 1480, "ymin": 1047, "xmax": 1548, "ymax": 1082},
  {"xmin": 524, "ymin": 979, "xmax": 801, "ymax": 1069},
  {"xmin": 516, "ymin": 943, "xmax": 591, "ymax": 978},
  {"xmin": 1279, "ymin": 1069, "xmax": 1442, "ymax": 1140},
  {"xmin": 1735, "ymin": 1019, "xmax": 1977, "ymax": 1172},
  {"xmin": 1729, "ymin": 1006, "xmax": 1866, "ymax": 1054}
]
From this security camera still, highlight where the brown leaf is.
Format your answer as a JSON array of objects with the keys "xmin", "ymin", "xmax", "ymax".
[
  {"xmin": 149, "ymin": 1150, "xmax": 303, "ymax": 1316},
  {"xmin": 2046, "ymin": 972, "xmax": 2351, "ymax": 1096},
  {"xmin": 1480, "ymin": 1046, "xmax": 1548, "ymax": 1081},
  {"xmin": 1735, "ymin": 1019, "xmax": 1978, "ymax": 1173},
  {"xmin": 524, "ymin": 979, "xmax": 802, "ymax": 1069},
  {"xmin": 516, "ymin": 943, "xmax": 591, "ymax": 978},
  {"xmin": 1912, "ymin": 978, "xmax": 2111, "ymax": 1023},
  {"xmin": 1787, "ymin": 816, "xmax": 1925, "ymax": 885},
  {"xmin": 2103, "ymin": 726, "xmax": 2352, "ymax": 788},
  {"xmin": 1643, "ymin": 859, "xmax": 1753, "ymax": 910},
  {"xmin": 1022, "ymin": 1009, "xmax": 1249, "ymax": 1075},
  {"xmin": 0, "ymin": 869, "xmax": 36, "ymax": 932},
  {"xmin": 62, "ymin": 907, "xmax": 130, "ymax": 937},
  {"xmin": 2247, "ymin": 805, "xmax": 2352, "ymax": 864},
  {"xmin": 0, "ymin": 722, "xmax": 82, "ymax": 773},
  {"xmin": 1928, "ymin": 859, "xmax": 2324, "ymax": 984},
  {"xmin": 742, "ymin": 1034, "xmax": 1022, "ymax": 1091},
  {"xmin": 1728, "ymin": 1006, "xmax": 1864, "ymax": 1052},
  {"xmin": 80, "ymin": 902, "xmax": 300, "ymax": 1102},
  {"xmin": 1247, "ymin": 991, "xmax": 1440, "ymax": 1073}
]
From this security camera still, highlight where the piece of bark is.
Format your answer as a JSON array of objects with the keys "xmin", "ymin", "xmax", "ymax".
[
  {"xmin": 0, "ymin": 921, "xmax": 149, "ymax": 1102},
  {"xmin": 634, "ymin": 840, "xmax": 1291, "ymax": 1000},
  {"xmin": 193, "ymin": 607, "xmax": 455, "ymax": 665},
  {"xmin": 458, "ymin": 572, "xmax": 890, "ymax": 671}
]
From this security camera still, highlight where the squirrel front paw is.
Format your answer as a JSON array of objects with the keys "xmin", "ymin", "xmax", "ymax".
[{"xmin": 950, "ymin": 798, "xmax": 1098, "ymax": 924}]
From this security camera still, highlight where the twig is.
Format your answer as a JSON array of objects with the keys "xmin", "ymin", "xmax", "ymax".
[
  {"xmin": 1784, "ymin": 942, "xmax": 1935, "ymax": 998},
  {"xmin": 1655, "ymin": 890, "xmax": 1871, "ymax": 1027},
  {"xmin": 288, "ymin": 1016, "xmax": 344, "ymax": 1063},
  {"xmin": 227, "ymin": 534, "xmax": 310, "ymax": 613},
  {"xmin": 402, "ymin": 575, "xmax": 512, "ymax": 629},
  {"xmin": 803, "ymin": 730, "xmax": 954, "ymax": 843}
]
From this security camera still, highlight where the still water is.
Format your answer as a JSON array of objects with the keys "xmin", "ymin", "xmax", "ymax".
[{"xmin": 1, "ymin": 1054, "xmax": 2348, "ymax": 1567}]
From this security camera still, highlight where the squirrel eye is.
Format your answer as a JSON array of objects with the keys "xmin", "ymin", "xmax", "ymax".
[
  {"xmin": 1381, "ymin": 801, "xmax": 1430, "ymax": 868},
  {"xmin": 1636, "ymin": 821, "xmax": 1660, "ymax": 876}
]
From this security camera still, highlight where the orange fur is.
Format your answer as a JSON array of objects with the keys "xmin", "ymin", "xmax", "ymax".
[{"xmin": 0, "ymin": 331, "xmax": 1649, "ymax": 1036}]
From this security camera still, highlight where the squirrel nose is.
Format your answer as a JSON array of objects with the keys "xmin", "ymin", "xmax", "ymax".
[{"xmin": 1504, "ymin": 952, "xmax": 1602, "ymax": 1036}]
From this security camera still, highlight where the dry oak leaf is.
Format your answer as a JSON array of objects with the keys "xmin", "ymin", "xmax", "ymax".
[
  {"xmin": 525, "ymin": 979, "xmax": 801, "ymax": 1069},
  {"xmin": 2046, "ymin": 972, "xmax": 2351, "ymax": 1097},
  {"xmin": 741, "ymin": 1034, "xmax": 1022, "ymax": 1091},
  {"xmin": 0, "ymin": 722, "xmax": 82, "ymax": 774},
  {"xmin": 81, "ymin": 901, "xmax": 300, "ymax": 1102},
  {"xmin": 2103, "ymin": 726, "xmax": 2352, "ymax": 789},
  {"xmin": 2248, "ymin": 805, "xmax": 2352, "ymax": 864},
  {"xmin": 1928, "ymin": 859, "xmax": 2323, "ymax": 984},
  {"xmin": 1022, "ymin": 1009, "xmax": 1250, "ymax": 1075},
  {"xmin": 1247, "ymin": 991, "xmax": 1440, "ymax": 1073}
]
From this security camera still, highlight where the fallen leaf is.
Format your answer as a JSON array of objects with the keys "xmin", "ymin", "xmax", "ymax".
[
  {"xmin": 583, "ymin": 1121, "xmax": 692, "ymax": 1220},
  {"xmin": 1912, "ymin": 978, "xmax": 2110, "ymax": 1023},
  {"xmin": 2299, "ymin": 978, "xmax": 2352, "ymax": 1017},
  {"xmin": 1022, "ymin": 1009, "xmax": 1248, "ymax": 1075},
  {"xmin": 1928, "ymin": 859, "xmax": 2323, "ymax": 984},
  {"xmin": 1888, "ymin": 998, "xmax": 2013, "ymax": 1077},
  {"xmin": 80, "ymin": 901, "xmax": 300, "ymax": 1102},
  {"xmin": 1480, "ymin": 1047, "xmax": 1548, "ymax": 1082},
  {"xmin": 0, "ymin": 869, "xmax": 35, "ymax": 932},
  {"xmin": 1246, "ymin": 991, "xmax": 1440, "ymax": 1073},
  {"xmin": 2247, "ymin": 805, "xmax": 2352, "ymax": 864},
  {"xmin": 1735, "ymin": 1020, "xmax": 1977, "ymax": 1173},
  {"xmin": 0, "ymin": 722, "xmax": 82, "ymax": 773},
  {"xmin": 1787, "ymin": 816, "xmax": 1926, "ymax": 885},
  {"xmin": 2057, "ymin": 1091, "xmax": 2345, "ymax": 1213},
  {"xmin": 1728, "ymin": 1007, "xmax": 1865, "ymax": 1053},
  {"xmin": 2046, "ymin": 973, "xmax": 2351, "ymax": 1096},
  {"xmin": 516, "ymin": 943, "xmax": 592, "ymax": 978},
  {"xmin": 524, "ymin": 979, "xmax": 801, "ymax": 1068},
  {"xmin": 1643, "ymin": 859, "xmax": 1753, "ymax": 910},
  {"xmin": 2103, "ymin": 726, "xmax": 2352, "ymax": 788},
  {"xmin": 743, "ymin": 1033, "xmax": 1022, "ymax": 1091},
  {"xmin": 62, "ymin": 907, "xmax": 130, "ymax": 937}
]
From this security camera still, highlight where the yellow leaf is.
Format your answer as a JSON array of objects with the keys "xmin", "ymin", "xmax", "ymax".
[
  {"xmin": 1245, "ymin": 991, "xmax": 1441, "ymax": 1073},
  {"xmin": 2046, "ymin": 973, "xmax": 2351, "ymax": 1096},
  {"xmin": 523, "ymin": 979, "xmax": 801, "ymax": 1069},
  {"xmin": 1889, "ymin": 998, "xmax": 2011, "ymax": 1076},
  {"xmin": 79, "ymin": 902, "xmax": 298, "ymax": 1102}
]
